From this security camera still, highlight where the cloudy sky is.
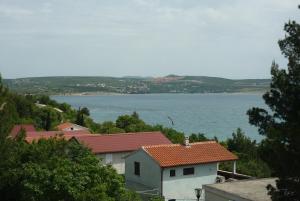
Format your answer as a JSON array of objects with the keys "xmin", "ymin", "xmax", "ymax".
[{"xmin": 0, "ymin": 0, "xmax": 299, "ymax": 79}]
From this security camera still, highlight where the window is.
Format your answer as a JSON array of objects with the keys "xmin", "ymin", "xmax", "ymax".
[
  {"xmin": 105, "ymin": 154, "xmax": 113, "ymax": 164},
  {"xmin": 134, "ymin": 162, "xmax": 140, "ymax": 176},
  {"xmin": 168, "ymin": 199, "xmax": 176, "ymax": 201},
  {"xmin": 183, "ymin": 167, "xmax": 194, "ymax": 175},
  {"xmin": 170, "ymin": 169, "xmax": 176, "ymax": 177}
]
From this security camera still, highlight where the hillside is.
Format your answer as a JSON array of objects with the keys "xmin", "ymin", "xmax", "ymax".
[{"xmin": 3, "ymin": 75, "xmax": 270, "ymax": 95}]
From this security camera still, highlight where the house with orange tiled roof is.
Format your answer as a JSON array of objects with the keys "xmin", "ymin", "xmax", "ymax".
[
  {"xmin": 56, "ymin": 122, "xmax": 89, "ymax": 132},
  {"xmin": 125, "ymin": 138, "xmax": 238, "ymax": 201}
]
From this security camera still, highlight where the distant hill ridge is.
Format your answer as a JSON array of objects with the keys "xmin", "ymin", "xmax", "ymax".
[{"xmin": 3, "ymin": 75, "xmax": 270, "ymax": 95}]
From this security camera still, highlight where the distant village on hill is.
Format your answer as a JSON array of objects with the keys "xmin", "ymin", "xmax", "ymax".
[{"xmin": 3, "ymin": 75, "xmax": 270, "ymax": 95}]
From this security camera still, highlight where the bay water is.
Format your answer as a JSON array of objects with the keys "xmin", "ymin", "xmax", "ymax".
[{"xmin": 52, "ymin": 93, "xmax": 266, "ymax": 141}]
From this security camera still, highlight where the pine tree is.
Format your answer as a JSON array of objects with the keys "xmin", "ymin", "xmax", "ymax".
[
  {"xmin": 45, "ymin": 111, "xmax": 51, "ymax": 131},
  {"xmin": 247, "ymin": 9, "xmax": 300, "ymax": 200},
  {"xmin": 0, "ymin": 74, "xmax": 17, "ymax": 138},
  {"xmin": 75, "ymin": 107, "xmax": 85, "ymax": 126}
]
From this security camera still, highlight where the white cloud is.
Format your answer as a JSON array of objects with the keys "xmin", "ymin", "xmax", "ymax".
[{"xmin": 0, "ymin": 5, "xmax": 33, "ymax": 17}]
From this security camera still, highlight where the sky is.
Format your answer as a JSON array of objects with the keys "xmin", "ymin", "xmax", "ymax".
[{"xmin": 0, "ymin": 0, "xmax": 299, "ymax": 79}]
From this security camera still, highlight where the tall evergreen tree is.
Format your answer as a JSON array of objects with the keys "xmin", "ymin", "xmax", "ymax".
[
  {"xmin": 0, "ymin": 74, "xmax": 17, "ymax": 138},
  {"xmin": 75, "ymin": 107, "xmax": 85, "ymax": 126},
  {"xmin": 247, "ymin": 8, "xmax": 300, "ymax": 200},
  {"xmin": 45, "ymin": 111, "xmax": 51, "ymax": 131},
  {"xmin": 0, "ymin": 74, "xmax": 7, "ymax": 111},
  {"xmin": 80, "ymin": 107, "xmax": 90, "ymax": 116}
]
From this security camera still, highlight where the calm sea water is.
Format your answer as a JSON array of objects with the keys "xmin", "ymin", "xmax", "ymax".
[{"xmin": 52, "ymin": 93, "xmax": 266, "ymax": 141}]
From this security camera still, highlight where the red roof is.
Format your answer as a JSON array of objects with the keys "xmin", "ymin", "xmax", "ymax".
[
  {"xmin": 57, "ymin": 122, "xmax": 88, "ymax": 131},
  {"xmin": 24, "ymin": 131, "xmax": 171, "ymax": 154},
  {"xmin": 25, "ymin": 130, "xmax": 91, "ymax": 143},
  {"xmin": 10, "ymin": 124, "xmax": 36, "ymax": 138},
  {"xmin": 143, "ymin": 141, "xmax": 238, "ymax": 167},
  {"xmin": 74, "ymin": 132, "xmax": 172, "ymax": 154}
]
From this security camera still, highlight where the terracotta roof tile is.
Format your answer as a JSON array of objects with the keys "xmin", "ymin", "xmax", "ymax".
[
  {"xmin": 75, "ymin": 132, "xmax": 172, "ymax": 154},
  {"xmin": 10, "ymin": 124, "xmax": 36, "ymax": 138},
  {"xmin": 143, "ymin": 141, "xmax": 238, "ymax": 167}
]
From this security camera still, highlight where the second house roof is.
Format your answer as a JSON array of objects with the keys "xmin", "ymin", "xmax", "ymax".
[{"xmin": 75, "ymin": 132, "xmax": 172, "ymax": 154}]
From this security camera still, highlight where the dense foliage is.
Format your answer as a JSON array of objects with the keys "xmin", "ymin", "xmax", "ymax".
[
  {"xmin": 0, "ymin": 133, "xmax": 140, "ymax": 201},
  {"xmin": 247, "ymin": 9, "xmax": 300, "ymax": 200},
  {"xmin": 220, "ymin": 128, "xmax": 271, "ymax": 178},
  {"xmin": 0, "ymin": 76, "xmax": 94, "ymax": 136},
  {"xmin": 94, "ymin": 112, "xmax": 199, "ymax": 144}
]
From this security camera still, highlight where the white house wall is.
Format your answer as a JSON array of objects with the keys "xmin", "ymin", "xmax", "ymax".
[
  {"xmin": 162, "ymin": 163, "xmax": 218, "ymax": 200},
  {"xmin": 97, "ymin": 151, "xmax": 131, "ymax": 174},
  {"xmin": 125, "ymin": 150, "xmax": 162, "ymax": 192}
]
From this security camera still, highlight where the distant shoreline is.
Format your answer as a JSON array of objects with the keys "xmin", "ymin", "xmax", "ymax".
[
  {"xmin": 52, "ymin": 91, "xmax": 265, "ymax": 97},
  {"xmin": 54, "ymin": 92, "xmax": 125, "ymax": 96}
]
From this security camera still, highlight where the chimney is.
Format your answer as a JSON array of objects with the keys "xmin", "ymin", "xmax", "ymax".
[{"xmin": 184, "ymin": 136, "xmax": 190, "ymax": 147}]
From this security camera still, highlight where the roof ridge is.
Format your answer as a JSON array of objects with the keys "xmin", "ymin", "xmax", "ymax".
[
  {"xmin": 74, "ymin": 134, "xmax": 103, "ymax": 137},
  {"xmin": 143, "ymin": 143, "xmax": 179, "ymax": 149},
  {"xmin": 93, "ymin": 131, "xmax": 162, "ymax": 136},
  {"xmin": 26, "ymin": 131, "xmax": 91, "ymax": 135},
  {"xmin": 143, "ymin": 141, "xmax": 216, "ymax": 149},
  {"xmin": 190, "ymin": 140, "xmax": 216, "ymax": 145},
  {"xmin": 66, "ymin": 133, "xmax": 95, "ymax": 136}
]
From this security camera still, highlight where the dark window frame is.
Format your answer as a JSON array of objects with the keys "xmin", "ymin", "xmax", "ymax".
[
  {"xmin": 183, "ymin": 167, "xmax": 194, "ymax": 175},
  {"xmin": 134, "ymin": 161, "xmax": 140, "ymax": 176},
  {"xmin": 170, "ymin": 169, "xmax": 176, "ymax": 177}
]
